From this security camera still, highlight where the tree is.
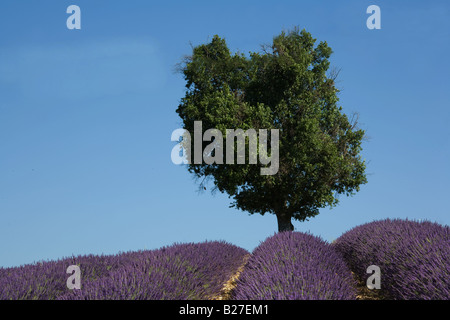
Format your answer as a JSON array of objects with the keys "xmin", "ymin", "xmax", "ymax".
[{"xmin": 176, "ymin": 28, "xmax": 368, "ymax": 232}]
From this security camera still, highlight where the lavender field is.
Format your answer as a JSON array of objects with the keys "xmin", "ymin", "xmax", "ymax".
[
  {"xmin": 333, "ymin": 218, "xmax": 450, "ymax": 300},
  {"xmin": 0, "ymin": 241, "xmax": 249, "ymax": 300},
  {"xmin": 231, "ymin": 231, "xmax": 357, "ymax": 300},
  {"xmin": 1, "ymin": 219, "xmax": 449, "ymax": 300}
]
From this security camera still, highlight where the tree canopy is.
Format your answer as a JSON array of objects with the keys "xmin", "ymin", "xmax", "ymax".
[{"xmin": 176, "ymin": 28, "xmax": 367, "ymax": 232}]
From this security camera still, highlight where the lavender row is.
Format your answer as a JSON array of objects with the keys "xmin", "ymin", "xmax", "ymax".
[
  {"xmin": 0, "ymin": 241, "xmax": 248, "ymax": 300},
  {"xmin": 231, "ymin": 231, "xmax": 357, "ymax": 300},
  {"xmin": 0, "ymin": 254, "xmax": 125, "ymax": 300},
  {"xmin": 333, "ymin": 218, "xmax": 450, "ymax": 300}
]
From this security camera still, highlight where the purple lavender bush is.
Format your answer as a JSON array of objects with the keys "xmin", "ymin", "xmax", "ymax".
[
  {"xmin": 59, "ymin": 241, "xmax": 248, "ymax": 300},
  {"xmin": 0, "ymin": 240, "xmax": 248, "ymax": 300},
  {"xmin": 0, "ymin": 254, "xmax": 125, "ymax": 300},
  {"xmin": 333, "ymin": 218, "xmax": 450, "ymax": 300},
  {"xmin": 231, "ymin": 231, "xmax": 357, "ymax": 300}
]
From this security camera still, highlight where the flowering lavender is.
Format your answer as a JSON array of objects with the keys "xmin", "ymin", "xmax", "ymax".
[
  {"xmin": 0, "ymin": 241, "xmax": 248, "ymax": 300},
  {"xmin": 0, "ymin": 254, "xmax": 124, "ymax": 300},
  {"xmin": 231, "ymin": 231, "xmax": 357, "ymax": 300},
  {"xmin": 333, "ymin": 218, "xmax": 450, "ymax": 300}
]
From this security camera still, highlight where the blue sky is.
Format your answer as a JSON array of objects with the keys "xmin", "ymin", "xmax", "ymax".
[{"xmin": 0, "ymin": 0, "xmax": 449, "ymax": 268}]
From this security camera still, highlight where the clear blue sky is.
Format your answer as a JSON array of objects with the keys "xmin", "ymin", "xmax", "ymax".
[{"xmin": 1, "ymin": 0, "xmax": 449, "ymax": 268}]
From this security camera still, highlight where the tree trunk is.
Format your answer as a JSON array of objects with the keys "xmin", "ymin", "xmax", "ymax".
[{"xmin": 276, "ymin": 213, "xmax": 294, "ymax": 232}]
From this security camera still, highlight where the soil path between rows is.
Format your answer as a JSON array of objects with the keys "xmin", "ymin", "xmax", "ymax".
[{"xmin": 209, "ymin": 254, "xmax": 251, "ymax": 300}]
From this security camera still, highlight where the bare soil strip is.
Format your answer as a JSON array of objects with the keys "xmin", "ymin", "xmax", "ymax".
[
  {"xmin": 353, "ymin": 272, "xmax": 385, "ymax": 300},
  {"xmin": 209, "ymin": 254, "xmax": 251, "ymax": 300},
  {"xmin": 356, "ymin": 283, "xmax": 382, "ymax": 300}
]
